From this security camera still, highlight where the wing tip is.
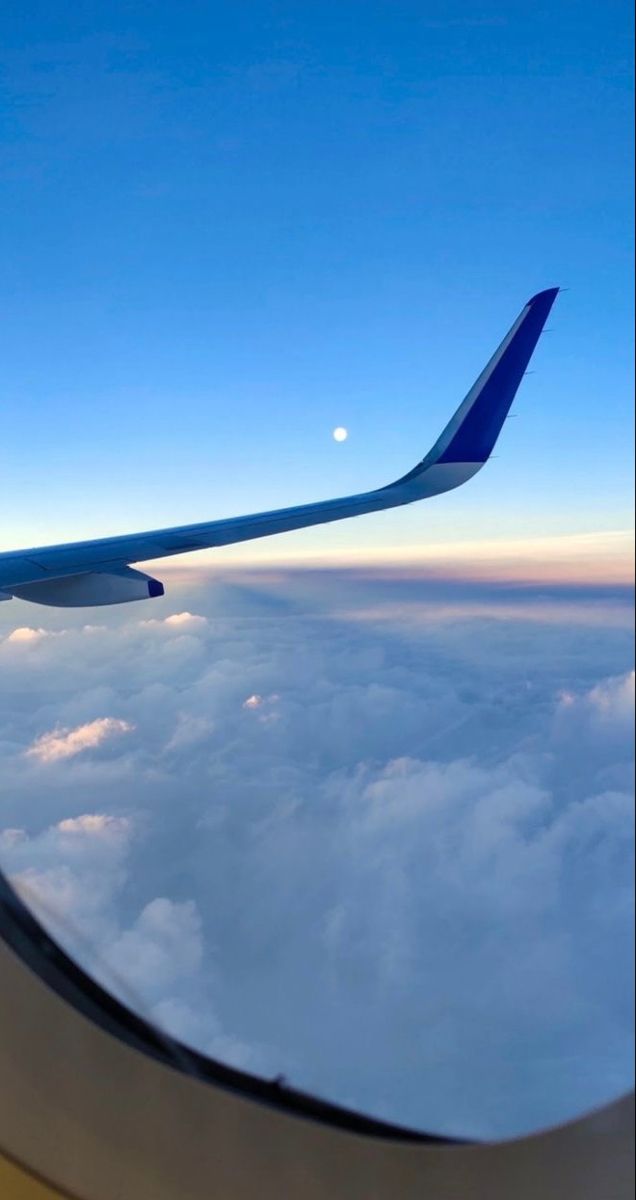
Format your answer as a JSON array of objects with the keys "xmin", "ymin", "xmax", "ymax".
[
  {"xmin": 390, "ymin": 285, "xmax": 561, "ymax": 484},
  {"xmin": 527, "ymin": 286, "xmax": 560, "ymax": 307}
]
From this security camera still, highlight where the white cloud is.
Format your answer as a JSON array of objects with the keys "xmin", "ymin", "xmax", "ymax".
[
  {"xmin": 0, "ymin": 570, "xmax": 633, "ymax": 1138},
  {"xmin": 4, "ymin": 812, "xmax": 134, "ymax": 945},
  {"xmin": 57, "ymin": 813, "xmax": 130, "ymax": 838},
  {"xmin": 26, "ymin": 717, "xmax": 134, "ymax": 763},
  {"xmin": 164, "ymin": 611, "xmax": 207, "ymax": 627},
  {"xmin": 105, "ymin": 897, "xmax": 203, "ymax": 992},
  {"xmin": 0, "ymin": 806, "xmax": 259, "ymax": 1070},
  {"xmin": 587, "ymin": 669, "xmax": 634, "ymax": 723},
  {"xmin": 140, "ymin": 611, "xmax": 208, "ymax": 629},
  {"xmin": 558, "ymin": 669, "xmax": 634, "ymax": 724},
  {"xmin": 242, "ymin": 693, "xmax": 280, "ymax": 722},
  {"xmin": 6, "ymin": 626, "xmax": 54, "ymax": 643}
]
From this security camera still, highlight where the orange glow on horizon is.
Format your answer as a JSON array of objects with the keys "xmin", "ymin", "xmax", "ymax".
[{"xmin": 145, "ymin": 530, "xmax": 634, "ymax": 588}]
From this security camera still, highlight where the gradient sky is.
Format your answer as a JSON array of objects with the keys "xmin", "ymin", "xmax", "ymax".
[{"xmin": 1, "ymin": 1, "xmax": 634, "ymax": 566}]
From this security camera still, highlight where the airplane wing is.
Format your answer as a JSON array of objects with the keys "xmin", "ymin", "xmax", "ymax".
[{"xmin": 0, "ymin": 288, "xmax": 559, "ymax": 607}]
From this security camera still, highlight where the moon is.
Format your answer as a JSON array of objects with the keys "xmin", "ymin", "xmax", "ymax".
[{"xmin": 332, "ymin": 426, "xmax": 348, "ymax": 442}]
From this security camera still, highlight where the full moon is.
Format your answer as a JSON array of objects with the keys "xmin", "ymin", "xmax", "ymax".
[{"xmin": 332, "ymin": 426, "xmax": 348, "ymax": 442}]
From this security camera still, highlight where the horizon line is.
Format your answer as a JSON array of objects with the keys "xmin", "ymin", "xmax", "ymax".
[{"xmin": 141, "ymin": 528, "xmax": 635, "ymax": 588}]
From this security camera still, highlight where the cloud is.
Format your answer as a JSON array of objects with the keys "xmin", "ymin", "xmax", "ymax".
[
  {"xmin": 0, "ymin": 569, "xmax": 633, "ymax": 1138},
  {"xmin": 0, "ymin": 808, "xmax": 256, "ymax": 1063},
  {"xmin": 5, "ymin": 811, "xmax": 133, "ymax": 942},
  {"xmin": 0, "ymin": 827, "xmax": 26, "ymax": 848},
  {"xmin": 25, "ymin": 717, "xmax": 134, "ymax": 763},
  {"xmin": 164, "ymin": 712, "xmax": 215, "ymax": 751},
  {"xmin": 242, "ymin": 693, "xmax": 280, "ymax": 723},
  {"xmin": 140, "ymin": 611, "xmax": 208, "ymax": 629},
  {"xmin": 106, "ymin": 897, "xmax": 203, "ymax": 994},
  {"xmin": 558, "ymin": 669, "xmax": 634, "ymax": 720},
  {"xmin": 6, "ymin": 626, "xmax": 56, "ymax": 643},
  {"xmin": 164, "ymin": 611, "xmax": 207, "ymax": 627},
  {"xmin": 578, "ymin": 670, "xmax": 634, "ymax": 727},
  {"xmin": 57, "ymin": 813, "xmax": 130, "ymax": 837}
]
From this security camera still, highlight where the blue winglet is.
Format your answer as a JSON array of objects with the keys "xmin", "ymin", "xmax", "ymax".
[
  {"xmin": 391, "ymin": 288, "xmax": 560, "ymax": 491},
  {"xmin": 434, "ymin": 288, "xmax": 560, "ymax": 465}
]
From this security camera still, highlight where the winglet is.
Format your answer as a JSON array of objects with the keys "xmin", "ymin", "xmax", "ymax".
[{"xmin": 391, "ymin": 287, "xmax": 559, "ymax": 488}]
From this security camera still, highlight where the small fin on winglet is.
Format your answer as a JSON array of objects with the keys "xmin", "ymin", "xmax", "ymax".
[{"xmin": 391, "ymin": 287, "xmax": 559, "ymax": 486}]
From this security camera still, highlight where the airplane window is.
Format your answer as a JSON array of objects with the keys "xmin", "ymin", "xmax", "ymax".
[
  {"xmin": 1, "ymin": 5, "xmax": 633, "ymax": 1168},
  {"xmin": 1, "ymin": 567, "xmax": 633, "ymax": 1140}
]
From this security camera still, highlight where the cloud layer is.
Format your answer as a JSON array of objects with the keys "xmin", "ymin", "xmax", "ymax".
[{"xmin": 0, "ymin": 569, "xmax": 633, "ymax": 1138}]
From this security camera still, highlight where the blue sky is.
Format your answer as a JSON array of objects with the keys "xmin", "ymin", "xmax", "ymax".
[{"xmin": 1, "ymin": 0, "xmax": 633, "ymax": 561}]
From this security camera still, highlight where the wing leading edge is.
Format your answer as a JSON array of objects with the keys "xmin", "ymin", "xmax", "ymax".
[{"xmin": 0, "ymin": 288, "xmax": 559, "ymax": 606}]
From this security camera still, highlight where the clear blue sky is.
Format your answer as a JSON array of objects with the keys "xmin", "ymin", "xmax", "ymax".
[{"xmin": 1, "ymin": 1, "xmax": 633, "ymax": 561}]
